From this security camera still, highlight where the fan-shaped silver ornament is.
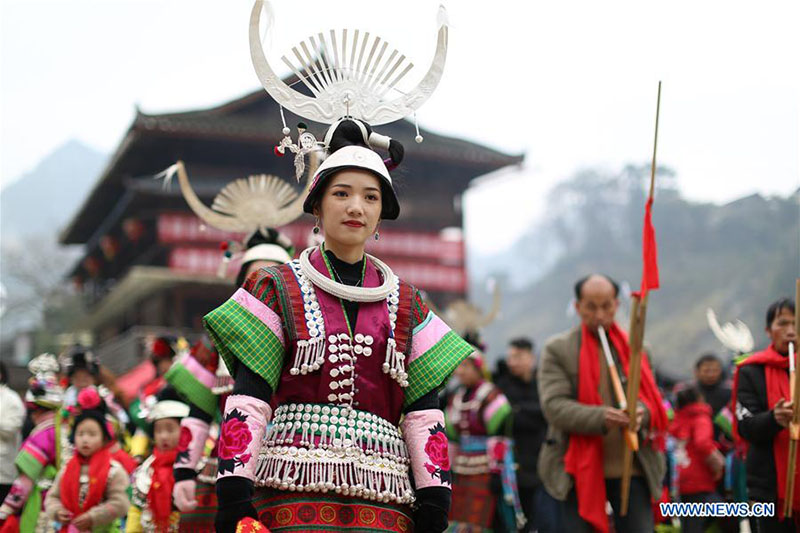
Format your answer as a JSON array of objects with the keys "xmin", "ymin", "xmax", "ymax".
[
  {"xmin": 249, "ymin": 0, "xmax": 449, "ymax": 126},
  {"xmin": 160, "ymin": 161, "xmax": 310, "ymax": 237}
]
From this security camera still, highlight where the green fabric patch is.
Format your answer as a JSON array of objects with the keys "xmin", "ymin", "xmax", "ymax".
[
  {"xmin": 15, "ymin": 449, "xmax": 43, "ymax": 479},
  {"xmin": 486, "ymin": 402, "xmax": 513, "ymax": 436},
  {"xmin": 165, "ymin": 361, "xmax": 217, "ymax": 417},
  {"xmin": 128, "ymin": 398, "xmax": 150, "ymax": 432},
  {"xmin": 204, "ymin": 298, "xmax": 285, "ymax": 391},
  {"xmin": 19, "ymin": 464, "xmax": 55, "ymax": 533},
  {"xmin": 443, "ymin": 410, "xmax": 459, "ymax": 441},
  {"xmin": 404, "ymin": 331, "xmax": 474, "ymax": 408},
  {"xmin": 714, "ymin": 410, "xmax": 733, "ymax": 438}
]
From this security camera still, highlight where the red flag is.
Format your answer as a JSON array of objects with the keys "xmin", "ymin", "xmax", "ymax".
[{"xmin": 639, "ymin": 196, "xmax": 660, "ymax": 298}]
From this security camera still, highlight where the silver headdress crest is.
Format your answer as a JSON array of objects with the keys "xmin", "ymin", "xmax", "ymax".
[
  {"xmin": 28, "ymin": 353, "xmax": 60, "ymax": 378},
  {"xmin": 164, "ymin": 161, "xmax": 309, "ymax": 235},
  {"xmin": 25, "ymin": 353, "xmax": 64, "ymax": 408},
  {"xmin": 159, "ymin": 161, "xmax": 311, "ymax": 276},
  {"xmin": 706, "ymin": 308, "xmax": 754, "ymax": 355},
  {"xmin": 249, "ymin": 0, "xmax": 449, "ymax": 175}
]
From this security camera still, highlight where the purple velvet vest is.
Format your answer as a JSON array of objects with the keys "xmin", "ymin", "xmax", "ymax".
[{"xmin": 272, "ymin": 249, "xmax": 411, "ymax": 425}]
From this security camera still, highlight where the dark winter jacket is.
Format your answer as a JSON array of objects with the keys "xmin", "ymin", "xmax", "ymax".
[
  {"xmin": 495, "ymin": 371, "xmax": 547, "ymax": 488},
  {"xmin": 698, "ymin": 379, "xmax": 733, "ymax": 446},
  {"xmin": 735, "ymin": 363, "xmax": 785, "ymax": 503}
]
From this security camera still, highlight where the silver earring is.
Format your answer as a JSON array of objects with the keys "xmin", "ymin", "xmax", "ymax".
[
  {"xmin": 374, "ymin": 231, "xmax": 380, "ymax": 241},
  {"xmin": 313, "ymin": 217, "xmax": 320, "ymax": 234}
]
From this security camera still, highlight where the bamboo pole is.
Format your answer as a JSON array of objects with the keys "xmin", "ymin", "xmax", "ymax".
[
  {"xmin": 783, "ymin": 279, "xmax": 800, "ymax": 517},
  {"xmin": 620, "ymin": 81, "xmax": 661, "ymax": 516},
  {"xmin": 620, "ymin": 294, "xmax": 648, "ymax": 515}
]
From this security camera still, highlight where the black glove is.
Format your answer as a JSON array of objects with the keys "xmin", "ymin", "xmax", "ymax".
[
  {"xmin": 413, "ymin": 487, "xmax": 451, "ymax": 533},
  {"xmin": 172, "ymin": 467, "xmax": 197, "ymax": 482},
  {"xmin": 214, "ymin": 477, "xmax": 259, "ymax": 533}
]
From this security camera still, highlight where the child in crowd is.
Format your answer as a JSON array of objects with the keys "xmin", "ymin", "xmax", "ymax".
[
  {"xmin": 126, "ymin": 389, "xmax": 189, "ymax": 533},
  {"xmin": 669, "ymin": 385, "xmax": 725, "ymax": 533},
  {"xmin": 45, "ymin": 388, "xmax": 130, "ymax": 532},
  {"xmin": 0, "ymin": 354, "xmax": 68, "ymax": 533}
]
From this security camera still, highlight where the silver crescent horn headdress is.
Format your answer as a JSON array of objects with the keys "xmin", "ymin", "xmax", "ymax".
[
  {"xmin": 249, "ymin": 0, "xmax": 449, "ymax": 127},
  {"xmin": 249, "ymin": 0, "xmax": 449, "ymax": 177},
  {"xmin": 706, "ymin": 307, "xmax": 754, "ymax": 355},
  {"xmin": 159, "ymin": 161, "xmax": 313, "ymax": 276}
]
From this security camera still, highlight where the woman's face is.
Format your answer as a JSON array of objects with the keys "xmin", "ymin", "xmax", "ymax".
[{"xmin": 315, "ymin": 169, "xmax": 382, "ymax": 249}]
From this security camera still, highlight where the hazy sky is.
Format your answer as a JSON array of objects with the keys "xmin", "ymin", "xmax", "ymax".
[{"xmin": 2, "ymin": 0, "xmax": 798, "ymax": 254}]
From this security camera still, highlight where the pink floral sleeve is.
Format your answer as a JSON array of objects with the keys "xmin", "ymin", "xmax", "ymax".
[
  {"xmin": 400, "ymin": 409, "xmax": 452, "ymax": 490},
  {"xmin": 175, "ymin": 417, "xmax": 210, "ymax": 471},
  {"xmin": 216, "ymin": 394, "xmax": 271, "ymax": 482}
]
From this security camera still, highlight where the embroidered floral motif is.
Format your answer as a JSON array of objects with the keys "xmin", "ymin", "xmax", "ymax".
[
  {"xmin": 175, "ymin": 426, "xmax": 193, "ymax": 465},
  {"xmin": 218, "ymin": 408, "xmax": 253, "ymax": 475},
  {"xmin": 422, "ymin": 422, "xmax": 451, "ymax": 485}
]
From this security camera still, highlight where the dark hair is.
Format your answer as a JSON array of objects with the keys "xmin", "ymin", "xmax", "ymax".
[
  {"xmin": 327, "ymin": 119, "xmax": 404, "ymax": 168},
  {"xmin": 694, "ymin": 352, "xmax": 721, "ymax": 370},
  {"xmin": 70, "ymin": 393, "xmax": 112, "ymax": 444},
  {"xmin": 70, "ymin": 415, "xmax": 111, "ymax": 444},
  {"xmin": 462, "ymin": 331, "xmax": 486, "ymax": 352},
  {"xmin": 766, "ymin": 298, "xmax": 795, "ymax": 329},
  {"xmin": 235, "ymin": 229, "xmax": 293, "ymax": 287},
  {"xmin": 509, "ymin": 337, "xmax": 534, "ymax": 353},
  {"xmin": 65, "ymin": 346, "xmax": 99, "ymax": 377},
  {"xmin": 155, "ymin": 386, "xmax": 182, "ymax": 404},
  {"xmin": 0, "ymin": 361, "xmax": 7, "ymax": 385},
  {"xmin": 574, "ymin": 274, "xmax": 620, "ymax": 300},
  {"xmin": 675, "ymin": 384, "xmax": 703, "ymax": 410}
]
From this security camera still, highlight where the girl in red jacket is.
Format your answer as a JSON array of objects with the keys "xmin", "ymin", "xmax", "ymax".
[{"xmin": 670, "ymin": 385, "xmax": 726, "ymax": 533}]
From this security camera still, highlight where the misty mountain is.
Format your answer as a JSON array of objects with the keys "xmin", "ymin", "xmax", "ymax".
[
  {"xmin": 1, "ymin": 140, "xmax": 106, "ymax": 336},
  {"xmin": 471, "ymin": 164, "xmax": 800, "ymax": 377},
  {"xmin": 1, "ymin": 139, "xmax": 106, "ymax": 243}
]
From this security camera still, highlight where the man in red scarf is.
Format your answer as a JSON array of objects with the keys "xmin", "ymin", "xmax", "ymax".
[
  {"xmin": 733, "ymin": 298, "xmax": 797, "ymax": 532},
  {"xmin": 538, "ymin": 274, "xmax": 668, "ymax": 532}
]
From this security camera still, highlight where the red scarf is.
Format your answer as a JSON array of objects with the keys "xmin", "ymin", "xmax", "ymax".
[
  {"xmin": 731, "ymin": 344, "xmax": 800, "ymax": 511},
  {"xmin": 60, "ymin": 445, "xmax": 112, "ymax": 527},
  {"xmin": 111, "ymin": 447, "xmax": 137, "ymax": 475},
  {"xmin": 563, "ymin": 323, "xmax": 668, "ymax": 532},
  {"xmin": 147, "ymin": 447, "xmax": 179, "ymax": 531}
]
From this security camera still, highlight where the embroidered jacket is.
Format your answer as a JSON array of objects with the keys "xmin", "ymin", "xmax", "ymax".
[
  {"xmin": 44, "ymin": 460, "xmax": 130, "ymax": 532},
  {"xmin": 0, "ymin": 412, "xmax": 68, "ymax": 531},
  {"xmin": 203, "ymin": 250, "xmax": 474, "ymax": 503},
  {"xmin": 127, "ymin": 455, "xmax": 180, "ymax": 532}
]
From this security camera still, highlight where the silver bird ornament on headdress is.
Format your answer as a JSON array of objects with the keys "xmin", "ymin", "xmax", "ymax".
[{"xmin": 706, "ymin": 307, "xmax": 754, "ymax": 355}]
